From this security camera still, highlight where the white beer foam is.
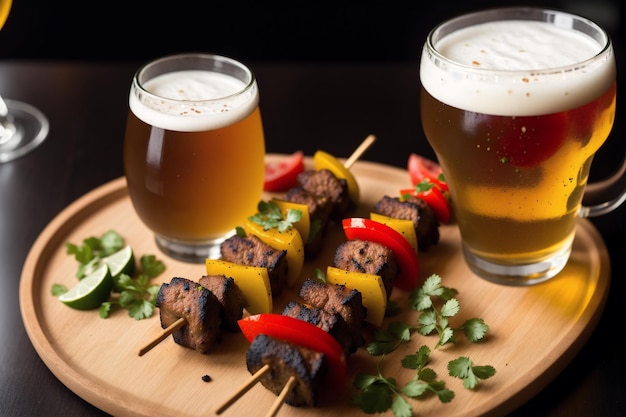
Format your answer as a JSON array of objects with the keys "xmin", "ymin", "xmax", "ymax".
[
  {"xmin": 130, "ymin": 70, "xmax": 258, "ymax": 132},
  {"xmin": 420, "ymin": 20, "xmax": 615, "ymax": 116}
]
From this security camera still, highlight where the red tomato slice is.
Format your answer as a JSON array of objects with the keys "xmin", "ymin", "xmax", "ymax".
[
  {"xmin": 342, "ymin": 218, "xmax": 420, "ymax": 291},
  {"xmin": 238, "ymin": 314, "xmax": 347, "ymax": 387},
  {"xmin": 401, "ymin": 185, "xmax": 451, "ymax": 224},
  {"xmin": 408, "ymin": 153, "xmax": 448, "ymax": 192},
  {"xmin": 263, "ymin": 151, "xmax": 305, "ymax": 192}
]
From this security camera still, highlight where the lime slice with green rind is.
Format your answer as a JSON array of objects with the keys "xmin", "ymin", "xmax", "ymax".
[
  {"xmin": 101, "ymin": 245, "xmax": 135, "ymax": 291},
  {"xmin": 102, "ymin": 245, "xmax": 135, "ymax": 278},
  {"xmin": 59, "ymin": 264, "xmax": 113, "ymax": 310}
]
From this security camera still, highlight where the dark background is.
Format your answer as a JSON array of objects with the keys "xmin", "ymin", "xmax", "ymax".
[
  {"xmin": 1, "ymin": 1, "xmax": 625, "ymax": 416},
  {"xmin": 2, "ymin": 0, "xmax": 622, "ymax": 178},
  {"xmin": 0, "ymin": 1, "xmax": 622, "ymax": 64},
  {"xmin": 2, "ymin": 0, "xmax": 622, "ymax": 172}
]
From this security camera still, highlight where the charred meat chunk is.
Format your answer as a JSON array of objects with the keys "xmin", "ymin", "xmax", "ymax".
[
  {"xmin": 198, "ymin": 274, "xmax": 246, "ymax": 332},
  {"xmin": 282, "ymin": 300, "xmax": 353, "ymax": 357},
  {"xmin": 156, "ymin": 277, "xmax": 222, "ymax": 354},
  {"xmin": 283, "ymin": 186, "xmax": 333, "ymax": 256},
  {"xmin": 297, "ymin": 169, "xmax": 350, "ymax": 219},
  {"xmin": 333, "ymin": 239, "xmax": 397, "ymax": 299},
  {"xmin": 246, "ymin": 334, "xmax": 327, "ymax": 407},
  {"xmin": 299, "ymin": 278, "xmax": 366, "ymax": 351},
  {"xmin": 373, "ymin": 194, "xmax": 440, "ymax": 250},
  {"xmin": 220, "ymin": 234, "xmax": 288, "ymax": 295}
]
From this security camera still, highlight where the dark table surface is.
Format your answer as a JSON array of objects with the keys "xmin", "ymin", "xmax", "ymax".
[{"xmin": 1, "ymin": 59, "xmax": 625, "ymax": 417}]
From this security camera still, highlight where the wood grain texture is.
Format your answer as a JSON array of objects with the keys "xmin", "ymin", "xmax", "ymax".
[{"xmin": 19, "ymin": 155, "xmax": 610, "ymax": 417}]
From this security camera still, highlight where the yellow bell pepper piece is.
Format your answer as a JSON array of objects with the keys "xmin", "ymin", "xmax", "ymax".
[
  {"xmin": 313, "ymin": 150, "xmax": 360, "ymax": 205},
  {"xmin": 205, "ymin": 259, "xmax": 272, "ymax": 314},
  {"xmin": 270, "ymin": 198, "xmax": 311, "ymax": 244},
  {"xmin": 242, "ymin": 219, "xmax": 304, "ymax": 288},
  {"xmin": 325, "ymin": 266, "xmax": 387, "ymax": 326},
  {"xmin": 370, "ymin": 212, "xmax": 419, "ymax": 255}
]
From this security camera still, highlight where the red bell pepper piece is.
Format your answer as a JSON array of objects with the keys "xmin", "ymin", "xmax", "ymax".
[
  {"xmin": 238, "ymin": 314, "xmax": 347, "ymax": 387},
  {"xmin": 401, "ymin": 182, "xmax": 451, "ymax": 224},
  {"xmin": 342, "ymin": 218, "xmax": 420, "ymax": 291}
]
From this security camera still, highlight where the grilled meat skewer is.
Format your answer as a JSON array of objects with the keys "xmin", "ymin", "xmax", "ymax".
[
  {"xmin": 282, "ymin": 300, "xmax": 354, "ymax": 358},
  {"xmin": 220, "ymin": 234, "xmax": 289, "ymax": 296},
  {"xmin": 296, "ymin": 168, "xmax": 351, "ymax": 221},
  {"xmin": 156, "ymin": 277, "xmax": 222, "ymax": 354},
  {"xmin": 299, "ymin": 278, "xmax": 367, "ymax": 354},
  {"xmin": 373, "ymin": 194, "xmax": 440, "ymax": 251},
  {"xmin": 333, "ymin": 239, "xmax": 398, "ymax": 299},
  {"xmin": 198, "ymin": 274, "xmax": 247, "ymax": 332},
  {"xmin": 246, "ymin": 334, "xmax": 327, "ymax": 407}
]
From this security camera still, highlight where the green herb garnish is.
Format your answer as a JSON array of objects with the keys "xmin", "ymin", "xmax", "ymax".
[
  {"xmin": 99, "ymin": 254, "xmax": 164, "ymax": 320},
  {"xmin": 65, "ymin": 230, "xmax": 124, "ymax": 279},
  {"xmin": 353, "ymin": 345, "xmax": 454, "ymax": 416},
  {"xmin": 353, "ymin": 273, "xmax": 495, "ymax": 416},
  {"xmin": 447, "ymin": 357, "xmax": 496, "ymax": 390},
  {"xmin": 248, "ymin": 200, "xmax": 302, "ymax": 232},
  {"xmin": 55, "ymin": 231, "xmax": 165, "ymax": 320}
]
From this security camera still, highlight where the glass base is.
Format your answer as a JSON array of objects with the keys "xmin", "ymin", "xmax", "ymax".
[
  {"xmin": 463, "ymin": 243, "xmax": 572, "ymax": 286},
  {"xmin": 0, "ymin": 99, "xmax": 50, "ymax": 163},
  {"xmin": 155, "ymin": 231, "xmax": 235, "ymax": 263}
]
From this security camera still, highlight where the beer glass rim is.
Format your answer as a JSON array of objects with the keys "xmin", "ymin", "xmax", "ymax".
[
  {"xmin": 425, "ymin": 7, "xmax": 612, "ymax": 77},
  {"xmin": 133, "ymin": 53, "xmax": 256, "ymax": 103}
]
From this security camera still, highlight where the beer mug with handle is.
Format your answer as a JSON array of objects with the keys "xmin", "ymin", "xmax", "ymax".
[{"xmin": 420, "ymin": 7, "xmax": 625, "ymax": 285}]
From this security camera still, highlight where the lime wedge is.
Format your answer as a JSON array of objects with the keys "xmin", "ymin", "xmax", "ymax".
[
  {"xmin": 59, "ymin": 264, "xmax": 113, "ymax": 310},
  {"xmin": 102, "ymin": 245, "xmax": 135, "ymax": 278}
]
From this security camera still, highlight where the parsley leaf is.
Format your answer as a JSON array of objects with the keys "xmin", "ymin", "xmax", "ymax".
[
  {"xmin": 448, "ymin": 357, "xmax": 496, "ymax": 389},
  {"xmin": 353, "ymin": 273, "xmax": 495, "ymax": 416},
  {"xmin": 58, "ymin": 230, "xmax": 165, "ymax": 320},
  {"xmin": 51, "ymin": 283, "xmax": 68, "ymax": 296},
  {"xmin": 354, "ymin": 345, "xmax": 454, "ymax": 416},
  {"xmin": 65, "ymin": 230, "xmax": 125, "ymax": 278},
  {"xmin": 367, "ymin": 322, "xmax": 414, "ymax": 355},
  {"xmin": 248, "ymin": 200, "xmax": 302, "ymax": 232},
  {"xmin": 100, "ymin": 255, "xmax": 164, "ymax": 320}
]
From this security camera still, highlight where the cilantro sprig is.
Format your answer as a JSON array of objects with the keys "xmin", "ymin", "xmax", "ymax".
[
  {"xmin": 353, "ymin": 274, "xmax": 496, "ymax": 416},
  {"xmin": 354, "ymin": 346, "xmax": 454, "ymax": 417},
  {"xmin": 99, "ymin": 254, "xmax": 164, "ymax": 320},
  {"xmin": 65, "ymin": 230, "xmax": 124, "ymax": 279},
  {"xmin": 248, "ymin": 200, "xmax": 302, "ymax": 232},
  {"xmin": 447, "ymin": 357, "xmax": 496, "ymax": 390},
  {"xmin": 411, "ymin": 274, "xmax": 489, "ymax": 348},
  {"xmin": 54, "ymin": 231, "xmax": 165, "ymax": 320}
]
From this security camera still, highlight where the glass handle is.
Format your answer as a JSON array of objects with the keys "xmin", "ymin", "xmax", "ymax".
[{"xmin": 580, "ymin": 154, "xmax": 626, "ymax": 217}]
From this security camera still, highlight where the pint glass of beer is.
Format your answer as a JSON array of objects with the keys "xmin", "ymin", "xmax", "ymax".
[
  {"xmin": 420, "ymin": 8, "xmax": 620, "ymax": 285},
  {"xmin": 124, "ymin": 54, "xmax": 265, "ymax": 262}
]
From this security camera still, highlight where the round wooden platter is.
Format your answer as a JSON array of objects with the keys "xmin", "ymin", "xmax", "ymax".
[{"xmin": 20, "ymin": 154, "xmax": 610, "ymax": 417}]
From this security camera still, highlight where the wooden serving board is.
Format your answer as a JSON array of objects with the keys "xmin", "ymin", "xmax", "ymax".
[{"xmin": 20, "ymin": 155, "xmax": 610, "ymax": 417}]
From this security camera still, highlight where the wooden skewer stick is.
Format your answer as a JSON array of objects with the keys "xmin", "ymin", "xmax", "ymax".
[
  {"xmin": 214, "ymin": 364, "xmax": 271, "ymax": 414},
  {"xmin": 138, "ymin": 316, "xmax": 186, "ymax": 356},
  {"xmin": 265, "ymin": 376, "xmax": 296, "ymax": 417},
  {"xmin": 344, "ymin": 134, "xmax": 376, "ymax": 169},
  {"xmin": 214, "ymin": 135, "xmax": 375, "ymax": 413}
]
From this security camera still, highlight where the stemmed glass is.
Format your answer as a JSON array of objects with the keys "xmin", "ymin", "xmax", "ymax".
[{"xmin": 0, "ymin": 0, "xmax": 49, "ymax": 163}]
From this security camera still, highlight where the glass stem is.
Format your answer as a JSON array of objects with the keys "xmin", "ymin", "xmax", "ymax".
[{"xmin": 0, "ymin": 95, "xmax": 16, "ymax": 146}]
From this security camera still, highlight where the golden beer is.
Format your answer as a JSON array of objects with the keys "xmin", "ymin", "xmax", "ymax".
[
  {"xmin": 421, "ymin": 85, "xmax": 616, "ymax": 262},
  {"xmin": 420, "ymin": 9, "xmax": 617, "ymax": 284},
  {"xmin": 124, "ymin": 54, "xmax": 265, "ymax": 262}
]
